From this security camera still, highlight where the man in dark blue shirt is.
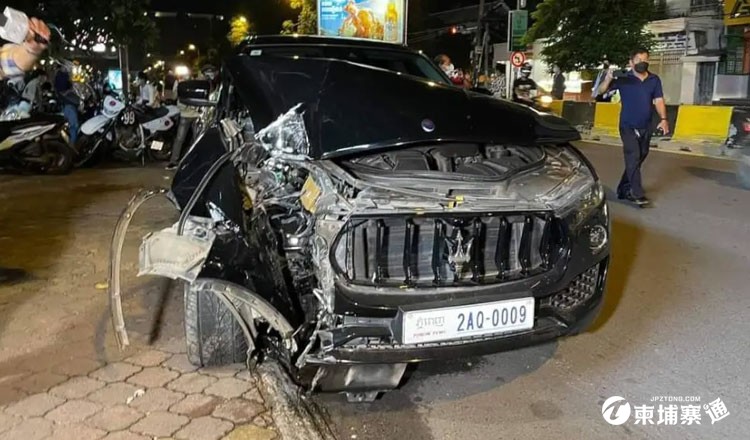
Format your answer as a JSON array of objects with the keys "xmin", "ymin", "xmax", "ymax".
[{"xmin": 597, "ymin": 48, "xmax": 670, "ymax": 206}]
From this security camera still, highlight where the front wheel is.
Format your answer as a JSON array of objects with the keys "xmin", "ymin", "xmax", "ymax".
[{"xmin": 184, "ymin": 282, "xmax": 249, "ymax": 367}]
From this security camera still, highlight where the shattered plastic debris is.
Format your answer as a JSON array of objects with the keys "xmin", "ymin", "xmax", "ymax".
[{"xmin": 126, "ymin": 388, "xmax": 145, "ymax": 405}]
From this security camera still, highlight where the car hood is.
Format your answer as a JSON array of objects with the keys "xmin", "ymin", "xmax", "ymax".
[{"xmin": 224, "ymin": 55, "xmax": 580, "ymax": 160}]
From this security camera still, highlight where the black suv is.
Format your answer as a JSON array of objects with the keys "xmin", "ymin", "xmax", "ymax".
[{"xmin": 124, "ymin": 36, "xmax": 610, "ymax": 402}]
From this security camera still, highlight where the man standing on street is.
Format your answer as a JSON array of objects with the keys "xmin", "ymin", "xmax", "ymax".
[{"xmin": 597, "ymin": 48, "xmax": 669, "ymax": 207}]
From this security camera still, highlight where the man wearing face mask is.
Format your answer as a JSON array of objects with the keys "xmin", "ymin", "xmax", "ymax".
[{"xmin": 597, "ymin": 48, "xmax": 669, "ymax": 207}]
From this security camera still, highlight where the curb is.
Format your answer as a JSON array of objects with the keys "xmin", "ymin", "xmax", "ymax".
[
  {"xmin": 256, "ymin": 362, "xmax": 336, "ymax": 440},
  {"xmin": 581, "ymin": 134, "xmax": 740, "ymax": 161}
]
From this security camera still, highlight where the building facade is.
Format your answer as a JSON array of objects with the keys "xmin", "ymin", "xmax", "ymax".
[{"xmin": 646, "ymin": 0, "xmax": 724, "ymax": 104}]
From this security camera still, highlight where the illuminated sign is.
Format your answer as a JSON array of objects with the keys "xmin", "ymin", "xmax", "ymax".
[{"xmin": 318, "ymin": 0, "xmax": 407, "ymax": 44}]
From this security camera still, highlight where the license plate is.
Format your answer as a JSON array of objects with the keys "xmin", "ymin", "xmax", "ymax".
[
  {"xmin": 402, "ymin": 297, "xmax": 535, "ymax": 345},
  {"xmin": 150, "ymin": 140, "xmax": 164, "ymax": 151}
]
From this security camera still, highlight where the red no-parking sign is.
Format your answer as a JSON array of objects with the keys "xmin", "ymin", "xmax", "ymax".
[{"xmin": 510, "ymin": 51, "xmax": 526, "ymax": 67}]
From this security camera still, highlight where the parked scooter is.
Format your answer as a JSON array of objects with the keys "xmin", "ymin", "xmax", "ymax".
[
  {"xmin": 0, "ymin": 112, "xmax": 74, "ymax": 174},
  {"xmin": 76, "ymin": 94, "xmax": 181, "ymax": 166}
]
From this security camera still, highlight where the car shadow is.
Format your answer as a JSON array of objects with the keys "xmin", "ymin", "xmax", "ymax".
[{"xmin": 589, "ymin": 217, "xmax": 641, "ymax": 332}]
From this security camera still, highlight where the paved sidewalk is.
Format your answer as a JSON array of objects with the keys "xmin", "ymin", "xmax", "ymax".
[{"xmin": 0, "ymin": 167, "xmax": 279, "ymax": 440}]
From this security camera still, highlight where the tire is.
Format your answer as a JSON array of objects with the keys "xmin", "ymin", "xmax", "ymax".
[
  {"xmin": 75, "ymin": 134, "xmax": 107, "ymax": 168},
  {"xmin": 15, "ymin": 140, "xmax": 75, "ymax": 175},
  {"xmin": 184, "ymin": 282, "xmax": 249, "ymax": 367}
]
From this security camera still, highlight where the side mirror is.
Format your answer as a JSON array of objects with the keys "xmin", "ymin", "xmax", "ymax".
[{"xmin": 178, "ymin": 80, "xmax": 216, "ymax": 107}]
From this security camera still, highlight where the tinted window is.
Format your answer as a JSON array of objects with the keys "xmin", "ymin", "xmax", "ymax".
[{"xmin": 249, "ymin": 45, "xmax": 449, "ymax": 84}]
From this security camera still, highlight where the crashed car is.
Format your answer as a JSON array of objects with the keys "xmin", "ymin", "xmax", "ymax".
[{"xmin": 110, "ymin": 36, "xmax": 610, "ymax": 402}]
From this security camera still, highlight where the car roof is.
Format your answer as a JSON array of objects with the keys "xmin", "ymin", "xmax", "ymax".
[{"xmin": 240, "ymin": 35, "xmax": 416, "ymax": 53}]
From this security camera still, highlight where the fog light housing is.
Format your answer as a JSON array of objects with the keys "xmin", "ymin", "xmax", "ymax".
[{"xmin": 589, "ymin": 225, "xmax": 608, "ymax": 252}]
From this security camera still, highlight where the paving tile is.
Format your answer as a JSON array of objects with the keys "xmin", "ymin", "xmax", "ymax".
[
  {"xmin": 87, "ymin": 382, "xmax": 143, "ymax": 406},
  {"xmin": 212, "ymin": 399, "xmax": 265, "ymax": 424},
  {"xmin": 128, "ymin": 387, "xmax": 184, "ymax": 412},
  {"xmin": 87, "ymin": 405, "xmax": 144, "ymax": 432},
  {"xmin": 125, "ymin": 350, "xmax": 171, "ymax": 368},
  {"xmin": 0, "ymin": 412, "xmax": 21, "ymax": 434},
  {"xmin": 13, "ymin": 371, "xmax": 68, "ymax": 393},
  {"xmin": 163, "ymin": 354, "xmax": 199, "ymax": 373},
  {"xmin": 49, "ymin": 376, "xmax": 105, "ymax": 399},
  {"xmin": 169, "ymin": 394, "xmax": 222, "ymax": 418},
  {"xmin": 167, "ymin": 373, "xmax": 216, "ymax": 394},
  {"xmin": 126, "ymin": 367, "xmax": 179, "ymax": 388},
  {"xmin": 174, "ymin": 416, "xmax": 233, "ymax": 440},
  {"xmin": 253, "ymin": 413, "xmax": 271, "ymax": 428},
  {"xmin": 223, "ymin": 424, "xmax": 277, "ymax": 440},
  {"xmin": 50, "ymin": 422, "xmax": 106, "ymax": 440},
  {"xmin": 90, "ymin": 363, "xmax": 143, "ymax": 383},
  {"xmin": 129, "ymin": 411, "xmax": 189, "ymax": 437},
  {"xmin": 234, "ymin": 370, "xmax": 256, "ymax": 382},
  {"xmin": 5, "ymin": 393, "xmax": 64, "ymax": 417},
  {"xmin": 50, "ymin": 358, "xmax": 104, "ymax": 377},
  {"xmin": 0, "ymin": 417, "xmax": 53, "ymax": 440},
  {"xmin": 45, "ymin": 399, "xmax": 101, "ymax": 423},
  {"xmin": 100, "ymin": 431, "xmax": 150, "ymax": 440},
  {"xmin": 0, "ymin": 386, "xmax": 28, "ymax": 406},
  {"xmin": 242, "ymin": 388, "xmax": 265, "ymax": 405},
  {"xmin": 204, "ymin": 377, "xmax": 252, "ymax": 399},
  {"xmin": 154, "ymin": 337, "xmax": 187, "ymax": 354},
  {"xmin": 199, "ymin": 364, "xmax": 245, "ymax": 378}
]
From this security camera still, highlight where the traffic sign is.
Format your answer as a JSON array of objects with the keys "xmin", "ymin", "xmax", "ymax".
[{"xmin": 510, "ymin": 51, "xmax": 526, "ymax": 67}]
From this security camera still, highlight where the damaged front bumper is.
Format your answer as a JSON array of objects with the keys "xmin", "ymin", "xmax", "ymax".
[{"xmin": 308, "ymin": 258, "xmax": 607, "ymax": 366}]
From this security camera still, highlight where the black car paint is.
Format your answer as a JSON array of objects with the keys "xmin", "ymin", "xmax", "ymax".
[
  {"xmin": 171, "ymin": 37, "xmax": 607, "ymax": 375},
  {"xmin": 224, "ymin": 55, "xmax": 579, "ymax": 161}
]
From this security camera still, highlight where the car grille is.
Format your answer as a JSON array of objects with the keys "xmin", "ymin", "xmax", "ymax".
[
  {"xmin": 332, "ymin": 213, "xmax": 567, "ymax": 287},
  {"xmin": 542, "ymin": 264, "xmax": 601, "ymax": 311}
]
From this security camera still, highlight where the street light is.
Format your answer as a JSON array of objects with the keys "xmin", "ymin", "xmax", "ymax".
[
  {"xmin": 188, "ymin": 44, "xmax": 196, "ymax": 51},
  {"xmin": 179, "ymin": 50, "xmax": 185, "ymax": 55},
  {"xmin": 238, "ymin": 15, "xmax": 247, "ymax": 23}
]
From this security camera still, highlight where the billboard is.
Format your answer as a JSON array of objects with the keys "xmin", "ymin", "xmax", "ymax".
[{"xmin": 318, "ymin": 0, "xmax": 407, "ymax": 44}]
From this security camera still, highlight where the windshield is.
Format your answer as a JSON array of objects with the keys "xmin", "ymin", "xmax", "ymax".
[{"xmin": 247, "ymin": 45, "xmax": 450, "ymax": 85}]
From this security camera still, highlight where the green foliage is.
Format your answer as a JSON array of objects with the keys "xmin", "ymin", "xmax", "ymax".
[
  {"xmin": 282, "ymin": 0, "xmax": 317, "ymax": 35},
  {"xmin": 525, "ymin": 0, "xmax": 655, "ymax": 71},
  {"xmin": 228, "ymin": 15, "xmax": 252, "ymax": 46}
]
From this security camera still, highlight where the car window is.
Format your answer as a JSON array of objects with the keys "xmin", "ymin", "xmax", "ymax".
[{"xmin": 252, "ymin": 45, "xmax": 449, "ymax": 85}]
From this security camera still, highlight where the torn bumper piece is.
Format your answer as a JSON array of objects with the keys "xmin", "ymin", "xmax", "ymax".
[{"xmin": 138, "ymin": 217, "xmax": 216, "ymax": 283}]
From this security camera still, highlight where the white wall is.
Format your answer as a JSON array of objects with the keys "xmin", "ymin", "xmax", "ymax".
[{"xmin": 714, "ymin": 75, "xmax": 750, "ymax": 100}]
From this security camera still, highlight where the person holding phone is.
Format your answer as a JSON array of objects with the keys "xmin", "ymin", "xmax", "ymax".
[{"xmin": 597, "ymin": 48, "xmax": 670, "ymax": 207}]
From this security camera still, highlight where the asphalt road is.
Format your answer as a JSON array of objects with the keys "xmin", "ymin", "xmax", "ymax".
[{"xmin": 316, "ymin": 143, "xmax": 750, "ymax": 440}]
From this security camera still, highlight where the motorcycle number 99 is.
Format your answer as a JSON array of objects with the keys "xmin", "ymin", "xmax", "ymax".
[{"xmin": 121, "ymin": 111, "xmax": 136, "ymax": 126}]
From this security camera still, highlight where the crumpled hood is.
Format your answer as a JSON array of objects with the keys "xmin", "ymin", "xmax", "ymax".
[{"xmin": 224, "ymin": 55, "xmax": 580, "ymax": 160}]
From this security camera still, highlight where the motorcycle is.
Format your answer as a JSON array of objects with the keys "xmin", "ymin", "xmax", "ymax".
[
  {"xmin": 0, "ymin": 112, "xmax": 74, "ymax": 174},
  {"xmin": 76, "ymin": 95, "xmax": 180, "ymax": 166}
]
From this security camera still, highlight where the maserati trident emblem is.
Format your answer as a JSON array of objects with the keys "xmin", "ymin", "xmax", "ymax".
[{"xmin": 446, "ymin": 231, "xmax": 474, "ymax": 278}]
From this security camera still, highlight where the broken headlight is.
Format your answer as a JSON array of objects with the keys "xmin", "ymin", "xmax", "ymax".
[{"xmin": 256, "ymin": 103, "xmax": 310, "ymax": 157}]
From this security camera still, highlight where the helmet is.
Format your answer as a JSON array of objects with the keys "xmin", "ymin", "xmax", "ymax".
[{"xmin": 520, "ymin": 62, "xmax": 532, "ymax": 76}]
